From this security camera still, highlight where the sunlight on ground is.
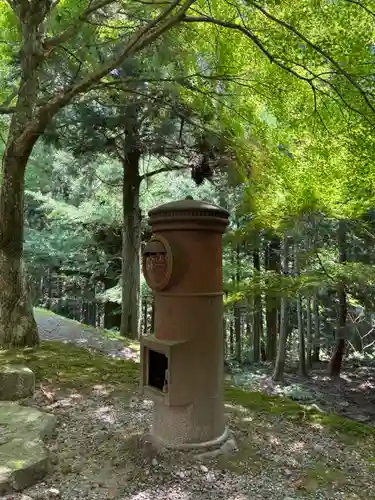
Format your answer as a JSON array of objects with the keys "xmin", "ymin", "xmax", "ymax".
[
  {"xmin": 0, "ymin": 339, "xmax": 374, "ymax": 497},
  {"xmin": 1, "ymin": 337, "xmax": 374, "ymax": 444}
]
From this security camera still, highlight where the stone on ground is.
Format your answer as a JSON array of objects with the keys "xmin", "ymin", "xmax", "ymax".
[
  {"xmin": 0, "ymin": 402, "xmax": 57, "ymax": 493},
  {"xmin": 0, "ymin": 365, "xmax": 35, "ymax": 400}
]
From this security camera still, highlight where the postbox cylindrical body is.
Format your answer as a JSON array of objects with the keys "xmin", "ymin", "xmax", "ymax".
[{"xmin": 141, "ymin": 199, "xmax": 230, "ymax": 448}]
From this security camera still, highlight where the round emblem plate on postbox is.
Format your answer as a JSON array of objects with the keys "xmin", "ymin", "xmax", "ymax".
[{"xmin": 142, "ymin": 235, "xmax": 173, "ymax": 291}]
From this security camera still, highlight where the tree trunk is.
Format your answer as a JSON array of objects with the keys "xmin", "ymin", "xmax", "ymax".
[
  {"xmin": 143, "ymin": 298, "xmax": 148, "ymax": 335},
  {"xmin": 246, "ymin": 300, "xmax": 252, "ymax": 361},
  {"xmin": 0, "ymin": 2, "xmax": 55, "ymax": 348},
  {"xmin": 329, "ymin": 219, "xmax": 347, "ymax": 377},
  {"xmin": 120, "ymin": 147, "xmax": 142, "ymax": 339},
  {"xmin": 273, "ymin": 234, "xmax": 289, "ymax": 381},
  {"xmin": 265, "ymin": 235, "xmax": 281, "ymax": 361},
  {"xmin": 151, "ymin": 297, "xmax": 155, "ymax": 332},
  {"xmin": 0, "ymin": 148, "xmax": 39, "ymax": 348},
  {"xmin": 295, "ymin": 243, "xmax": 307, "ymax": 376},
  {"xmin": 253, "ymin": 248, "xmax": 262, "ymax": 363},
  {"xmin": 229, "ymin": 314, "xmax": 234, "ymax": 355},
  {"xmin": 312, "ymin": 294, "xmax": 321, "ymax": 362},
  {"xmin": 306, "ymin": 296, "xmax": 313, "ymax": 368},
  {"xmin": 234, "ymin": 304, "xmax": 241, "ymax": 363}
]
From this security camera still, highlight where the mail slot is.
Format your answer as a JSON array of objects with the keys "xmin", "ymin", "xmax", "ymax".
[{"xmin": 143, "ymin": 239, "xmax": 166, "ymax": 255}]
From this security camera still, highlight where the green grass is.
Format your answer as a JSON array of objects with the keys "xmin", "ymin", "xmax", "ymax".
[
  {"xmin": 225, "ymin": 385, "xmax": 375, "ymax": 440},
  {"xmin": 1, "ymin": 335, "xmax": 374, "ymax": 444},
  {"xmin": 0, "ymin": 341, "xmax": 139, "ymax": 389}
]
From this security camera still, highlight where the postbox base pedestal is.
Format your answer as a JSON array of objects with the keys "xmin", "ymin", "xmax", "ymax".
[
  {"xmin": 149, "ymin": 424, "xmax": 237, "ymax": 459},
  {"xmin": 149, "ymin": 401, "xmax": 237, "ymax": 458}
]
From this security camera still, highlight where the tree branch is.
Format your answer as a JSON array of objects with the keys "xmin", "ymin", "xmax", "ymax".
[
  {"xmin": 183, "ymin": 15, "xmax": 313, "ymax": 85},
  {"xmin": 43, "ymin": 0, "xmax": 118, "ymax": 50},
  {"xmin": 0, "ymin": 106, "xmax": 15, "ymax": 115},
  {"xmin": 142, "ymin": 164, "xmax": 186, "ymax": 180},
  {"xmin": 246, "ymin": 0, "xmax": 375, "ymax": 115},
  {"xmin": 344, "ymin": 0, "xmax": 375, "ymax": 18},
  {"xmin": 19, "ymin": 0, "xmax": 196, "ymax": 146}
]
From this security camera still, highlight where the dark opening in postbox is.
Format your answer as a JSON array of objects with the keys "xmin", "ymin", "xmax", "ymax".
[
  {"xmin": 147, "ymin": 349, "xmax": 168, "ymax": 393},
  {"xmin": 140, "ymin": 199, "xmax": 230, "ymax": 449}
]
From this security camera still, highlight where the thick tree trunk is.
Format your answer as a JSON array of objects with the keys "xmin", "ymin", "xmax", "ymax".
[
  {"xmin": 273, "ymin": 234, "xmax": 289, "ymax": 381},
  {"xmin": 0, "ymin": 2, "xmax": 53, "ymax": 348},
  {"xmin": 120, "ymin": 147, "xmax": 142, "ymax": 339},
  {"xmin": 0, "ymin": 150, "xmax": 39, "ymax": 348},
  {"xmin": 329, "ymin": 220, "xmax": 347, "ymax": 377},
  {"xmin": 265, "ymin": 235, "xmax": 281, "ymax": 361}
]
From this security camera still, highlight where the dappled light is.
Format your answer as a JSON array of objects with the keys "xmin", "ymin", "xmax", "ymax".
[{"xmin": 1, "ymin": 333, "xmax": 374, "ymax": 498}]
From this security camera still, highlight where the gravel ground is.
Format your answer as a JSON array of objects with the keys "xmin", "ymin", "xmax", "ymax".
[
  {"xmin": 11, "ymin": 385, "xmax": 374, "ymax": 500},
  {"xmin": 2, "ymin": 311, "xmax": 373, "ymax": 500}
]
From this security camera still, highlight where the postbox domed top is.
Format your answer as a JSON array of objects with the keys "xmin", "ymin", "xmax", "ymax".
[{"xmin": 148, "ymin": 199, "xmax": 230, "ymax": 220}]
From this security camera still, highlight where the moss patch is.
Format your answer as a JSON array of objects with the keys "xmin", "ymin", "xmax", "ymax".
[
  {"xmin": 0, "ymin": 341, "xmax": 139, "ymax": 390},
  {"xmin": 1, "ymin": 336, "xmax": 374, "ymax": 447},
  {"xmin": 217, "ymin": 440, "xmax": 271, "ymax": 474},
  {"xmin": 224, "ymin": 385, "xmax": 375, "ymax": 441},
  {"xmin": 303, "ymin": 461, "xmax": 347, "ymax": 489}
]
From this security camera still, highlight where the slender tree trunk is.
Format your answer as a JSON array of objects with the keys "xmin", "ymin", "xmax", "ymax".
[
  {"xmin": 223, "ymin": 315, "xmax": 227, "ymax": 357},
  {"xmin": 120, "ymin": 145, "xmax": 142, "ymax": 339},
  {"xmin": 312, "ymin": 294, "xmax": 321, "ymax": 362},
  {"xmin": 151, "ymin": 297, "xmax": 155, "ymax": 332},
  {"xmin": 233, "ymin": 237, "xmax": 242, "ymax": 362},
  {"xmin": 143, "ymin": 298, "xmax": 148, "ymax": 335},
  {"xmin": 234, "ymin": 304, "xmax": 241, "ymax": 362},
  {"xmin": 329, "ymin": 219, "xmax": 347, "ymax": 377},
  {"xmin": 229, "ymin": 314, "xmax": 234, "ymax": 355},
  {"xmin": 306, "ymin": 296, "xmax": 313, "ymax": 368},
  {"xmin": 273, "ymin": 234, "xmax": 289, "ymax": 381},
  {"xmin": 265, "ymin": 235, "xmax": 281, "ymax": 361},
  {"xmin": 253, "ymin": 248, "xmax": 262, "ymax": 362},
  {"xmin": 295, "ymin": 242, "xmax": 307, "ymax": 376},
  {"xmin": 246, "ymin": 300, "xmax": 252, "ymax": 361}
]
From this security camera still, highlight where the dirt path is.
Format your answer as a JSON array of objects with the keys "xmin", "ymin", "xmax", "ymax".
[{"xmin": 35, "ymin": 309, "xmax": 139, "ymax": 361}]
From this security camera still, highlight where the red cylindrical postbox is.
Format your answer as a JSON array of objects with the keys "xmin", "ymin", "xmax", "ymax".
[{"xmin": 141, "ymin": 199, "xmax": 231, "ymax": 450}]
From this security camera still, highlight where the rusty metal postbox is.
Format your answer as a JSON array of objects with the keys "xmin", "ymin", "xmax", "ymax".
[{"xmin": 140, "ymin": 199, "xmax": 230, "ymax": 450}]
